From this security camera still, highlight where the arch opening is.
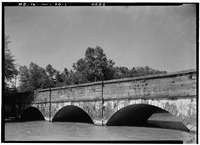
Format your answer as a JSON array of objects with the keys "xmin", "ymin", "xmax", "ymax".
[
  {"xmin": 52, "ymin": 105, "xmax": 94, "ymax": 124},
  {"xmin": 106, "ymin": 104, "xmax": 189, "ymax": 132},
  {"xmin": 21, "ymin": 107, "xmax": 45, "ymax": 121}
]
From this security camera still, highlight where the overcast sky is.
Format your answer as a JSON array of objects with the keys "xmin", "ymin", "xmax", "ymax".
[{"xmin": 5, "ymin": 4, "xmax": 196, "ymax": 72}]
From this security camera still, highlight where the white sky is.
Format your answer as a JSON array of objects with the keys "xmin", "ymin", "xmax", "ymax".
[{"xmin": 5, "ymin": 4, "xmax": 196, "ymax": 72}]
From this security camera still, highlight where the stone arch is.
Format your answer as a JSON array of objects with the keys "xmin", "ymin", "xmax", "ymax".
[
  {"xmin": 20, "ymin": 106, "xmax": 45, "ymax": 121},
  {"xmin": 106, "ymin": 103, "xmax": 189, "ymax": 132},
  {"xmin": 31, "ymin": 103, "xmax": 48, "ymax": 120},
  {"xmin": 138, "ymin": 98, "xmax": 196, "ymax": 130},
  {"xmin": 52, "ymin": 105, "xmax": 94, "ymax": 124}
]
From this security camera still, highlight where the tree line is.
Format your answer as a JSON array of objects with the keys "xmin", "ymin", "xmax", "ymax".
[{"xmin": 5, "ymin": 38, "xmax": 167, "ymax": 93}]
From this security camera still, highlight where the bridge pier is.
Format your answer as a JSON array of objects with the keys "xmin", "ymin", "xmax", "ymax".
[
  {"xmin": 44, "ymin": 117, "xmax": 51, "ymax": 121},
  {"xmin": 93, "ymin": 119, "xmax": 107, "ymax": 126}
]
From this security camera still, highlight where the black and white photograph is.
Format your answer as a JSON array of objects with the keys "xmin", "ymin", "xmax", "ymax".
[{"xmin": 2, "ymin": 2, "xmax": 198, "ymax": 143}]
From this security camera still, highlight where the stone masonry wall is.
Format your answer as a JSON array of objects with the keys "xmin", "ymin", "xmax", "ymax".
[
  {"xmin": 33, "ymin": 69, "xmax": 196, "ymax": 124},
  {"xmin": 102, "ymin": 70, "xmax": 196, "ymax": 100},
  {"xmin": 103, "ymin": 98, "xmax": 196, "ymax": 128}
]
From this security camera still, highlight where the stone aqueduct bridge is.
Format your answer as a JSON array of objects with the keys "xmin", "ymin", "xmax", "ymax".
[{"xmin": 23, "ymin": 69, "xmax": 196, "ymax": 130}]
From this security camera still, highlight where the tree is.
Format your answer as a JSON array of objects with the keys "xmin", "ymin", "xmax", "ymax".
[
  {"xmin": 72, "ymin": 46, "xmax": 115, "ymax": 83},
  {"xmin": 18, "ymin": 62, "xmax": 50, "ymax": 92},
  {"xmin": 4, "ymin": 35, "xmax": 18, "ymax": 88},
  {"xmin": 45, "ymin": 64, "xmax": 58, "ymax": 87},
  {"xmin": 113, "ymin": 66, "xmax": 166, "ymax": 79},
  {"xmin": 131, "ymin": 66, "xmax": 166, "ymax": 77},
  {"xmin": 54, "ymin": 71, "xmax": 66, "ymax": 87},
  {"xmin": 17, "ymin": 46, "xmax": 167, "ymax": 91},
  {"xmin": 59, "ymin": 68, "xmax": 72, "ymax": 85},
  {"xmin": 18, "ymin": 65, "xmax": 31, "ymax": 91},
  {"xmin": 46, "ymin": 64, "xmax": 57, "ymax": 78},
  {"xmin": 113, "ymin": 66, "xmax": 130, "ymax": 79}
]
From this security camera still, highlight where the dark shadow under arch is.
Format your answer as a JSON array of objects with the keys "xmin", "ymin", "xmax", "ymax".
[
  {"xmin": 21, "ymin": 107, "xmax": 45, "ymax": 121},
  {"xmin": 106, "ymin": 104, "xmax": 189, "ymax": 132},
  {"xmin": 52, "ymin": 105, "xmax": 94, "ymax": 124}
]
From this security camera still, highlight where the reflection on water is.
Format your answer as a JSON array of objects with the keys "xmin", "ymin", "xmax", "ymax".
[{"xmin": 5, "ymin": 121, "xmax": 195, "ymax": 143}]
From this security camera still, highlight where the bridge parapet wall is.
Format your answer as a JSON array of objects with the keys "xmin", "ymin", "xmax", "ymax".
[
  {"xmin": 34, "ymin": 82, "xmax": 103, "ymax": 103},
  {"xmin": 103, "ymin": 69, "xmax": 196, "ymax": 100},
  {"xmin": 34, "ymin": 69, "xmax": 196, "ymax": 103}
]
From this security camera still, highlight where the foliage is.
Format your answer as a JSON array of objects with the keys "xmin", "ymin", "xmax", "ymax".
[
  {"xmin": 18, "ymin": 46, "xmax": 167, "ymax": 91},
  {"xmin": 45, "ymin": 64, "xmax": 58, "ymax": 87},
  {"xmin": 4, "ymin": 36, "xmax": 18, "ymax": 87},
  {"xmin": 73, "ymin": 46, "xmax": 115, "ymax": 83},
  {"xmin": 18, "ymin": 62, "xmax": 50, "ymax": 92},
  {"xmin": 113, "ymin": 66, "xmax": 166, "ymax": 79}
]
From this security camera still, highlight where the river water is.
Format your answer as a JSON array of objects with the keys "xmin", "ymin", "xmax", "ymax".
[{"xmin": 4, "ymin": 121, "xmax": 195, "ymax": 143}]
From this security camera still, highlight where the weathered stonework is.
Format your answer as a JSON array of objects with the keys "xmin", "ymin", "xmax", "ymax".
[
  {"xmin": 103, "ymin": 98, "xmax": 196, "ymax": 128},
  {"xmin": 28, "ymin": 69, "xmax": 196, "ymax": 129}
]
